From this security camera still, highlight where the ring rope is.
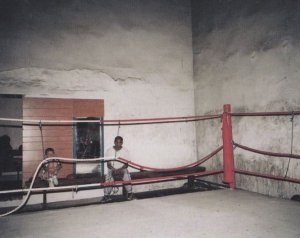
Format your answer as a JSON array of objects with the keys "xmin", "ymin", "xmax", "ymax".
[
  {"xmin": 99, "ymin": 169, "xmax": 224, "ymax": 186},
  {"xmin": 0, "ymin": 169, "xmax": 223, "ymax": 196},
  {"xmin": 231, "ymin": 111, "xmax": 300, "ymax": 117},
  {"xmin": 235, "ymin": 169, "xmax": 300, "ymax": 184},
  {"xmin": 0, "ymin": 114, "xmax": 221, "ymax": 125},
  {"xmin": 22, "ymin": 118, "xmax": 219, "ymax": 126},
  {"xmin": 0, "ymin": 147, "xmax": 222, "ymax": 217},
  {"xmin": 233, "ymin": 142, "xmax": 300, "ymax": 159},
  {"xmin": 0, "ymin": 156, "xmax": 114, "ymax": 217},
  {"xmin": 118, "ymin": 145, "xmax": 223, "ymax": 172}
]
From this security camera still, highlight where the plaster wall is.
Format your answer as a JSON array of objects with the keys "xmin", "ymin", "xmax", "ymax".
[
  {"xmin": 192, "ymin": 0, "xmax": 300, "ymax": 198},
  {"xmin": 0, "ymin": 1, "xmax": 196, "ymax": 177}
]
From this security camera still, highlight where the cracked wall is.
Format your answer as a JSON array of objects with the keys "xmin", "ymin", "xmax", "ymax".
[
  {"xmin": 0, "ymin": 0, "xmax": 196, "ymax": 176},
  {"xmin": 1, "ymin": 0, "xmax": 299, "ymax": 198}
]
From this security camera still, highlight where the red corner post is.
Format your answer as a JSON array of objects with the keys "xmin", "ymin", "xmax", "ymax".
[{"xmin": 222, "ymin": 104, "xmax": 236, "ymax": 189}]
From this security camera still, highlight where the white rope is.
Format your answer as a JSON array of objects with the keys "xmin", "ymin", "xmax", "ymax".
[
  {"xmin": 0, "ymin": 183, "xmax": 102, "ymax": 194},
  {"xmin": 0, "ymin": 116, "xmax": 205, "ymax": 124},
  {"xmin": 0, "ymin": 156, "xmax": 114, "ymax": 217}
]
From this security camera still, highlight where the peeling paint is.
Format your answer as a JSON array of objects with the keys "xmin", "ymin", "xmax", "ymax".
[{"xmin": 0, "ymin": 1, "xmax": 196, "ymax": 187}]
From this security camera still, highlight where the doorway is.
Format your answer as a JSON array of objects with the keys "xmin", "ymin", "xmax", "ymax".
[{"xmin": 0, "ymin": 94, "xmax": 23, "ymax": 191}]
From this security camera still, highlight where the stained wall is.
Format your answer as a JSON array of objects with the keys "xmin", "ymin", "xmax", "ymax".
[
  {"xmin": 1, "ymin": 0, "xmax": 299, "ymax": 198},
  {"xmin": 192, "ymin": 0, "xmax": 300, "ymax": 198},
  {"xmin": 0, "ymin": 0, "xmax": 196, "ymax": 176}
]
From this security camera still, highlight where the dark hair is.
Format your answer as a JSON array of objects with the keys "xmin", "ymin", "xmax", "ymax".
[
  {"xmin": 45, "ymin": 147, "xmax": 55, "ymax": 155},
  {"xmin": 114, "ymin": 136, "xmax": 123, "ymax": 143}
]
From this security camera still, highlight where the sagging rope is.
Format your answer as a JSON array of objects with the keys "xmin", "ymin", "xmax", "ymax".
[
  {"xmin": 118, "ymin": 145, "xmax": 223, "ymax": 172},
  {"xmin": 0, "ymin": 146, "xmax": 223, "ymax": 217},
  {"xmin": 0, "ymin": 156, "xmax": 112, "ymax": 218},
  {"xmin": 0, "ymin": 168, "xmax": 223, "ymax": 217},
  {"xmin": 111, "ymin": 145, "xmax": 223, "ymax": 194},
  {"xmin": 0, "ymin": 114, "xmax": 221, "ymax": 126}
]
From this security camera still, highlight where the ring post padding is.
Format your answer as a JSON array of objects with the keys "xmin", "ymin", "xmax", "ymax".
[{"xmin": 222, "ymin": 104, "xmax": 236, "ymax": 189}]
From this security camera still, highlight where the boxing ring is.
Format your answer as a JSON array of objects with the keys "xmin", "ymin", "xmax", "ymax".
[
  {"xmin": 231, "ymin": 108, "xmax": 300, "ymax": 185},
  {"xmin": 0, "ymin": 104, "xmax": 300, "ymax": 217}
]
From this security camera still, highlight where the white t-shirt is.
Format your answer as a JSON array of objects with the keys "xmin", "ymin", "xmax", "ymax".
[{"xmin": 106, "ymin": 146, "xmax": 130, "ymax": 169}]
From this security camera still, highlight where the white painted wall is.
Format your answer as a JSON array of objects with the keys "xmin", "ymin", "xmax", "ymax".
[
  {"xmin": 0, "ymin": 1, "xmax": 196, "ymax": 176},
  {"xmin": 192, "ymin": 0, "xmax": 300, "ymax": 198}
]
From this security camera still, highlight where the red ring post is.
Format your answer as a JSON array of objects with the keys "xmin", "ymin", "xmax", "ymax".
[{"xmin": 222, "ymin": 104, "xmax": 236, "ymax": 189}]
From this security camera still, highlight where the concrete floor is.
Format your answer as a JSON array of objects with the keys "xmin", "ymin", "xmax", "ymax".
[{"xmin": 0, "ymin": 189, "xmax": 299, "ymax": 238}]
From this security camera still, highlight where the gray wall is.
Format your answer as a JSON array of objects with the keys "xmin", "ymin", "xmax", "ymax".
[
  {"xmin": 0, "ymin": 0, "xmax": 196, "ymax": 175},
  {"xmin": 192, "ymin": 0, "xmax": 300, "ymax": 198}
]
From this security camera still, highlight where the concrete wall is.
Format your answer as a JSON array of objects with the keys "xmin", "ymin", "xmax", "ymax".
[
  {"xmin": 192, "ymin": 0, "xmax": 300, "ymax": 198},
  {"xmin": 0, "ymin": 1, "xmax": 196, "ymax": 176},
  {"xmin": 1, "ymin": 0, "xmax": 298, "ymax": 199}
]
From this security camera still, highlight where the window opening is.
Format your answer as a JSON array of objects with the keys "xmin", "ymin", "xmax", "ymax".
[{"xmin": 73, "ymin": 117, "xmax": 104, "ymax": 175}]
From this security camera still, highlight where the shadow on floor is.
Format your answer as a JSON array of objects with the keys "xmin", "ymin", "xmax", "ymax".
[{"xmin": 0, "ymin": 179, "xmax": 227, "ymax": 215}]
